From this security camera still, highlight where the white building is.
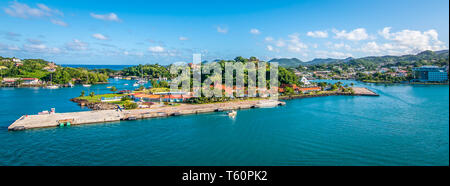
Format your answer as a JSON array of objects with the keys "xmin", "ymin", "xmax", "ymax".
[{"xmin": 300, "ymin": 76, "xmax": 311, "ymax": 86}]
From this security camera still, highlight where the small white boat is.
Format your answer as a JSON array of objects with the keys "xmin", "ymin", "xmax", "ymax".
[
  {"xmin": 82, "ymin": 84, "xmax": 91, "ymax": 87},
  {"xmin": 124, "ymin": 84, "xmax": 129, "ymax": 86},
  {"xmin": 133, "ymin": 83, "xmax": 139, "ymax": 87},
  {"xmin": 46, "ymin": 85, "xmax": 59, "ymax": 89},
  {"xmin": 137, "ymin": 79, "xmax": 147, "ymax": 84},
  {"xmin": 68, "ymin": 82, "xmax": 74, "ymax": 87},
  {"xmin": 228, "ymin": 110, "xmax": 237, "ymax": 118}
]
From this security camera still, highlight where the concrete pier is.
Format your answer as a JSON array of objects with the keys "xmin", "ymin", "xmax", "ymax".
[{"xmin": 8, "ymin": 100, "xmax": 285, "ymax": 131}]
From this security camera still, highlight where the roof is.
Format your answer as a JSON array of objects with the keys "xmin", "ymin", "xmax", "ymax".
[
  {"xmin": 298, "ymin": 87, "xmax": 321, "ymax": 91},
  {"xmin": 21, "ymin": 78, "xmax": 38, "ymax": 80}
]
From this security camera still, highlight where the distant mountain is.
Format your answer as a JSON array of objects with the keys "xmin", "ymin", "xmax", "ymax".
[
  {"xmin": 351, "ymin": 50, "xmax": 449, "ymax": 64},
  {"xmin": 305, "ymin": 57, "xmax": 354, "ymax": 65},
  {"xmin": 268, "ymin": 50, "xmax": 449, "ymax": 68},
  {"xmin": 268, "ymin": 58, "xmax": 303, "ymax": 67}
]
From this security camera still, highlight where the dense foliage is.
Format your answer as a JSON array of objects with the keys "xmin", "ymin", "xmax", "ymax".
[
  {"xmin": 121, "ymin": 64, "xmax": 171, "ymax": 78},
  {"xmin": 0, "ymin": 57, "xmax": 109, "ymax": 84}
]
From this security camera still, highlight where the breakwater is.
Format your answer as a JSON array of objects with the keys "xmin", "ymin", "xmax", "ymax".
[{"xmin": 8, "ymin": 99, "xmax": 285, "ymax": 131}]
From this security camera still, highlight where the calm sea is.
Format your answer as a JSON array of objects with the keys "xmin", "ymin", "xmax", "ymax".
[{"xmin": 0, "ymin": 80, "xmax": 448, "ymax": 165}]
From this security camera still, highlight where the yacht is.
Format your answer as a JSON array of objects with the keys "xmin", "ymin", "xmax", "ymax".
[
  {"xmin": 82, "ymin": 84, "xmax": 91, "ymax": 87},
  {"xmin": 228, "ymin": 110, "xmax": 237, "ymax": 118},
  {"xmin": 46, "ymin": 85, "xmax": 59, "ymax": 89}
]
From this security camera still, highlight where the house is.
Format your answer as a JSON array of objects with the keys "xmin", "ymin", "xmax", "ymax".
[
  {"xmin": 12, "ymin": 58, "xmax": 21, "ymax": 63},
  {"xmin": 2, "ymin": 78, "xmax": 19, "ymax": 85},
  {"xmin": 397, "ymin": 70, "xmax": 408, "ymax": 77},
  {"xmin": 132, "ymin": 93, "xmax": 161, "ymax": 102},
  {"xmin": 298, "ymin": 87, "xmax": 321, "ymax": 94},
  {"xmin": 21, "ymin": 78, "xmax": 40, "ymax": 85},
  {"xmin": 43, "ymin": 67, "xmax": 56, "ymax": 72}
]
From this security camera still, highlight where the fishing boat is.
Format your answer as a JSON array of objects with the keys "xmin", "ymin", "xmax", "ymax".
[
  {"xmin": 228, "ymin": 110, "xmax": 237, "ymax": 118},
  {"xmin": 46, "ymin": 73, "xmax": 59, "ymax": 89},
  {"xmin": 46, "ymin": 85, "xmax": 59, "ymax": 89},
  {"xmin": 82, "ymin": 74, "xmax": 91, "ymax": 87},
  {"xmin": 106, "ymin": 86, "xmax": 112, "ymax": 88},
  {"xmin": 137, "ymin": 79, "xmax": 147, "ymax": 84}
]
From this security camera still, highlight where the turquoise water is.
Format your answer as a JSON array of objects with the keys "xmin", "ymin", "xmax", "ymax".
[{"xmin": 0, "ymin": 80, "xmax": 448, "ymax": 165}]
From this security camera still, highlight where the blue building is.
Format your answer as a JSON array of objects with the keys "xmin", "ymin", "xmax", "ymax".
[{"xmin": 412, "ymin": 66, "xmax": 448, "ymax": 82}]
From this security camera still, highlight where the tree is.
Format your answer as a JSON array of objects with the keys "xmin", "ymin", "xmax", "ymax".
[
  {"xmin": 80, "ymin": 90, "xmax": 85, "ymax": 97},
  {"xmin": 350, "ymin": 82, "xmax": 355, "ymax": 87},
  {"xmin": 89, "ymin": 92, "xmax": 95, "ymax": 97},
  {"xmin": 284, "ymin": 87, "xmax": 294, "ymax": 96},
  {"xmin": 331, "ymin": 84, "xmax": 338, "ymax": 91},
  {"xmin": 159, "ymin": 80, "xmax": 169, "ymax": 88},
  {"xmin": 124, "ymin": 101, "xmax": 138, "ymax": 109},
  {"xmin": 234, "ymin": 56, "xmax": 248, "ymax": 62},
  {"xmin": 137, "ymin": 85, "xmax": 145, "ymax": 91},
  {"xmin": 110, "ymin": 86, "xmax": 117, "ymax": 93},
  {"xmin": 150, "ymin": 79, "xmax": 159, "ymax": 88}
]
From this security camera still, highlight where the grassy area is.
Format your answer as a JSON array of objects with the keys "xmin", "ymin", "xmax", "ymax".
[{"xmin": 77, "ymin": 93, "xmax": 125, "ymax": 103}]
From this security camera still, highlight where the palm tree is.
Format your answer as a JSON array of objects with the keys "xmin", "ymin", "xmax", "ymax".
[{"xmin": 110, "ymin": 86, "xmax": 117, "ymax": 93}]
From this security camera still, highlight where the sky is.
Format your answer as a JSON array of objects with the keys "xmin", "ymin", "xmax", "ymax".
[{"xmin": 0, "ymin": 0, "xmax": 449, "ymax": 65}]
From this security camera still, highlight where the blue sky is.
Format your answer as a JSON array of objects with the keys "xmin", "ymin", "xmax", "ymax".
[{"xmin": 0, "ymin": 0, "xmax": 449, "ymax": 65}]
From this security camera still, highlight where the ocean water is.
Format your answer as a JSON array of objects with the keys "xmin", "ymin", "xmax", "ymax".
[{"xmin": 0, "ymin": 80, "xmax": 448, "ymax": 165}]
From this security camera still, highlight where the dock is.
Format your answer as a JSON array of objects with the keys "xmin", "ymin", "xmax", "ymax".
[
  {"xmin": 351, "ymin": 87, "xmax": 379, "ymax": 96},
  {"xmin": 8, "ymin": 100, "xmax": 285, "ymax": 131}
]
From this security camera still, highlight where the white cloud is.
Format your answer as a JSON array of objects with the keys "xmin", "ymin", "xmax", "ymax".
[
  {"xmin": 265, "ymin": 37, "xmax": 274, "ymax": 42},
  {"xmin": 378, "ymin": 27, "xmax": 445, "ymax": 53},
  {"xmin": 307, "ymin": 30, "xmax": 328, "ymax": 38},
  {"xmin": 286, "ymin": 33, "xmax": 308, "ymax": 53},
  {"xmin": 275, "ymin": 39, "xmax": 285, "ymax": 47},
  {"xmin": 4, "ymin": 2, "xmax": 62, "ymax": 18},
  {"xmin": 179, "ymin": 36, "xmax": 189, "ymax": 41},
  {"xmin": 333, "ymin": 28, "xmax": 369, "ymax": 41},
  {"xmin": 148, "ymin": 46, "xmax": 164, "ymax": 52},
  {"xmin": 65, "ymin": 39, "xmax": 88, "ymax": 51},
  {"xmin": 250, "ymin": 28, "xmax": 260, "ymax": 35},
  {"xmin": 217, "ymin": 26, "xmax": 228, "ymax": 34},
  {"xmin": 315, "ymin": 51, "xmax": 353, "ymax": 59},
  {"xmin": 90, "ymin": 13, "xmax": 120, "ymax": 22},
  {"xmin": 92, "ymin": 33, "xmax": 109, "ymax": 40},
  {"xmin": 51, "ymin": 19, "xmax": 68, "ymax": 27},
  {"xmin": 266, "ymin": 45, "xmax": 274, "ymax": 51},
  {"xmin": 24, "ymin": 43, "xmax": 47, "ymax": 50}
]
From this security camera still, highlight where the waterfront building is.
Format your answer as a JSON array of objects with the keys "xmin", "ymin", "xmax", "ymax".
[
  {"xmin": 298, "ymin": 87, "xmax": 321, "ymax": 94},
  {"xmin": 21, "ymin": 78, "xmax": 40, "ymax": 85},
  {"xmin": 412, "ymin": 66, "xmax": 448, "ymax": 82},
  {"xmin": 2, "ymin": 77, "xmax": 18, "ymax": 85}
]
